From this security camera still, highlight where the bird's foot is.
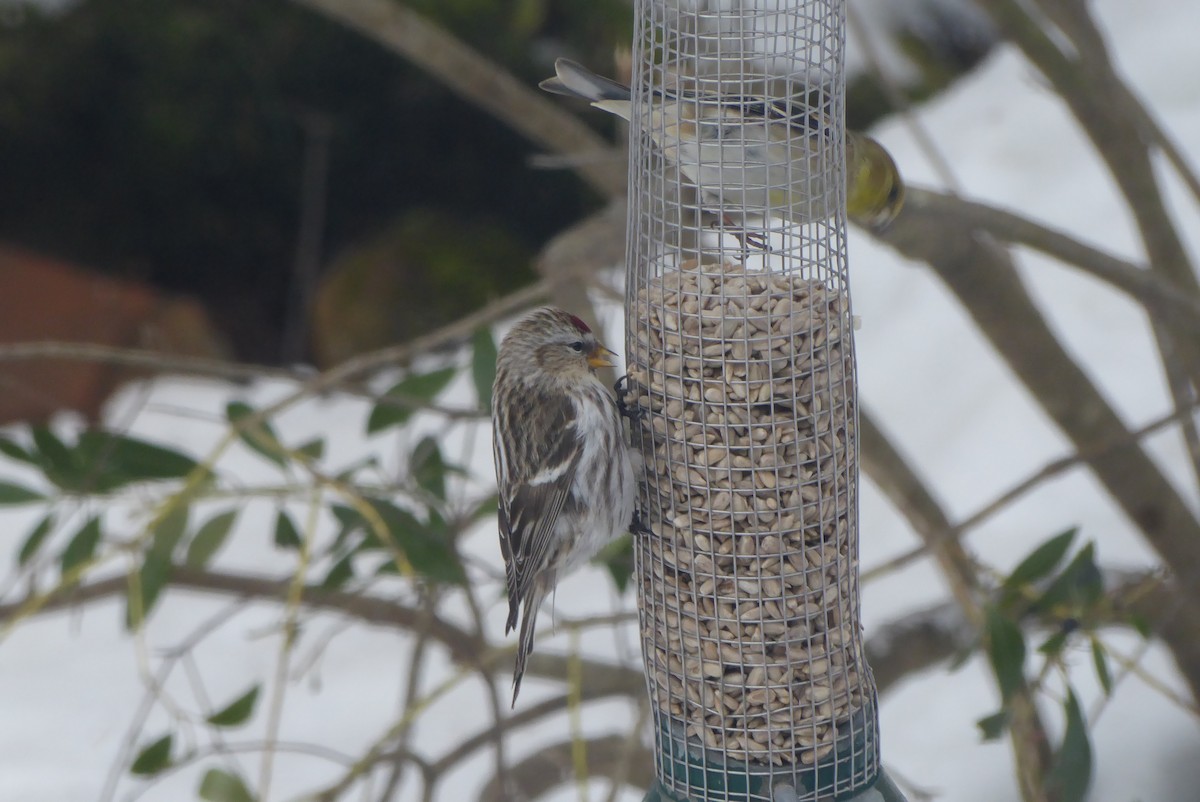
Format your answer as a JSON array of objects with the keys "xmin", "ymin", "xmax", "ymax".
[
  {"xmin": 737, "ymin": 226, "xmax": 771, "ymax": 253},
  {"xmin": 630, "ymin": 507, "xmax": 654, "ymax": 537},
  {"xmin": 614, "ymin": 374, "xmax": 643, "ymax": 423},
  {"xmin": 710, "ymin": 216, "xmax": 771, "ymax": 255}
]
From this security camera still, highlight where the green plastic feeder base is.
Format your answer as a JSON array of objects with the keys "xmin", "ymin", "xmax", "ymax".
[
  {"xmin": 643, "ymin": 767, "xmax": 908, "ymax": 802},
  {"xmin": 645, "ymin": 701, "xmax": 882, "ymax": 802}
]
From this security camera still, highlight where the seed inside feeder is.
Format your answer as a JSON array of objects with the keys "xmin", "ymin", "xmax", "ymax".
[{"xmin": 629, "ymin": 262, "xmax": 872, "ymax": 767}]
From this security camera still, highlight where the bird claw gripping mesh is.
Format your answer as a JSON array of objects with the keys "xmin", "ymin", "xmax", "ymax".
[
  {"xmin": 623, "ymin": 2, "xmax": 880, "ymax": 800},
  {"xmin": 616, "ymin": 373, "xmax": 647, "ymax": 423}
]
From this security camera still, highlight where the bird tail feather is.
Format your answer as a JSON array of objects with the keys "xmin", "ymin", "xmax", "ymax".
[
  {"xmin": 510, "ymin": 591, "xmax": 543, "ymax": 707},
  {"xmin": 505, "ymin": 588, "xmax": 520, "ymax": 636},
  {"xmin": 540, "ymin": 58, "xmax": 633, "ymax": 117}
]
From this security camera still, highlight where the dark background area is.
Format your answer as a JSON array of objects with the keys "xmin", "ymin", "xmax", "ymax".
[{"xmin": 0, "ymin": 0, "xmax": 989, "ymax": 366}]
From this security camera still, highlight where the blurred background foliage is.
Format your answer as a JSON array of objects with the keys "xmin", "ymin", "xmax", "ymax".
[{"xmin": 0, "ymin": 0, "xmax": 991, "ymax": 365}]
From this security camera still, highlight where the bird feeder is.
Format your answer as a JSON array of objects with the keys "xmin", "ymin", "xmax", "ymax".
[{"xmin": 622, "ymin": 1, "xmax": 888, "ymax": 799}]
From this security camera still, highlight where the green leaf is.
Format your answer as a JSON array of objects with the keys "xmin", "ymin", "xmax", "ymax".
[
  {"xmin": 334, "ymin": 454, "xmax": 378, "ymax": 483},
  {"xmin": 76, "ymin": 431, "xmax": 200, "ymax": 485},
  {"xmin": 127, "ymin": 506, "xmax": 188, "ymax": 628},
  {"xmin": 366, "ymin": 366, "xmax": 457, "ymax": 434},
  {"xmin": 274, "ymin": 510, "xmax": 302, "ymax": 550},
  {"xmin": 1038, "ymin": 629, "xmax": 1071, "ymax": 657},
  {"xmin": 1035, "ymin": 542, "xmax": 1103, "ymax": 617},
  {"xmin": 1128, "ymin": 612, "xmax": 1153, "ymax": 640},
  {"xmin": 469, "ymin": 493, "xmax": 500, "ymax": 522},
  {"xmin": 0, "ymin": 435, "xmax": 36, "ymax": 464},
  {"xmin": 18, "ymin": 513, "xmax": 56, "ymax": 566},
  {"xmin": 60, "ymin": 516, "xmax": 101, "ymax": 576},
  {"xmin": 1045, "ymin": 689, "xmax": 1093, "ymax": 802},
  {"xmin": 151, "ymin": 504, "xmax": 190, "ymax": 560},
  {"xmin": 187, "ymin": 510, "xmax": 239, "ymax": 567},
  {"xmin": 593, "ymin": 533, "xmax": 634, "ymax": 593},
  {"xmin": 984, "ymin": 604, "xmax": 1026, "ymax": 701},
  {"xmin": 129, "ymin": 733, "xmax": 173, "ymax": 776},
  {"xmin": 1001, "ymin": 528, "xmax": 1076, "ymax": 605},
  {"xmin": 198, "ymin": 768, "xmax": 255, "ymax": 802},
  {"xmin": 207, "ymin": 685, "xmax": 260, "ymax": 727},
  {"xmin": 351, "ymin": 498, "xmax": 465, "ymax": 585},
  {"xmin": 471, "ymin": 327, "xmax": 498, "ymax": 410},
  {"xmin": 226, "ymin": 401, "xmax": 286, "ymax": 467},
  {"xmin": 411, "ymin": 436, "xmax": 446, "ymax": 500},
  {"xmin": 975, "ymin": 709, "xmax": 1010, "ymax": 741},
  {"xmin": 296, "ymin": 437, "xmax": 325, "ymax": 460},
  {"xmin": 1090, "ymin": 636, "xmax": 1113, "ymax": 696},
  {"xmin": 129, "ymin": 553, "xmax": 173, "ymax": 630},
  {"xmin": 0, "ymin": 480, "xmax": 44, "ymax": 505},
  {"xmin": 346, "ymin": 501, "xmax": 397, "ymax": 554},
  {"xmin": 329, "ymin": 504, "xmax": 360, "ymax": 550},
  {"xmin": 321, "ymin": 551, "xmax": 355, "ymax": 589},
  {"xmin": 32, "ymin": 426, "xmax": 84, "ymax": 490}
]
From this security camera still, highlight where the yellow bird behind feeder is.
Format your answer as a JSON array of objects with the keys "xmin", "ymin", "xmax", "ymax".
[{"xmin": 540, "ymin": 58, "xmax": 905, "ymax": 230}]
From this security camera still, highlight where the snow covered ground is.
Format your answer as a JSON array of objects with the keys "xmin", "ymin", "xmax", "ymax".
[{"xmin": 2, "ymin": 0, "xmax": 1199, "ymax": 800}]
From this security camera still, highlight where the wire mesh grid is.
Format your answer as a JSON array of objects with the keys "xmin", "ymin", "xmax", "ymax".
[{"xmin": 622, "ymin": 1, "xmax": 879, "ymax": 799}]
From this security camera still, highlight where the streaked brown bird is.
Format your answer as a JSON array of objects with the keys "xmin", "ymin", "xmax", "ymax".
[{"xmin": 492, "ymin": 307, "xmax": 637, "ymax": 705}]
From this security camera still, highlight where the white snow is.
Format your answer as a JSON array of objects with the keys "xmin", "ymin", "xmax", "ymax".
[{"xmin": 2, "ymin": 0, "xmax": 1199, "ymax": 800}]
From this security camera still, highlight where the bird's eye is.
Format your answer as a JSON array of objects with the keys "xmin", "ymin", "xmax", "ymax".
[{"xmin": 569, "ymin": 341, "xmax": 585, "ymax": 353}]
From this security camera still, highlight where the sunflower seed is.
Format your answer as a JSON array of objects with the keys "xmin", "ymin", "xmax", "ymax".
[{"xmin": 631, "ymin": 264, "xmax": 872, "ymax": 767}]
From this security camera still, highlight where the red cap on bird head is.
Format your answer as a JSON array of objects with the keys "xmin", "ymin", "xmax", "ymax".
[{"xmin": 566, "ymin": 313, "xmax": 591, "ymax": 334}]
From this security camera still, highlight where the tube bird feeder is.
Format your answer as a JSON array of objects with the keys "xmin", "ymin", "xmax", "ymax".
[{"xmin": 622, "ymin": 1, "xmax": 889, "ymax": 799}]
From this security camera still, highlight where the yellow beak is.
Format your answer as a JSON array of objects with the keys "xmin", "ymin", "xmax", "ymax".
[{"xmin": 587, "ymin": 344, "xmax": 618, "ymax": 369}]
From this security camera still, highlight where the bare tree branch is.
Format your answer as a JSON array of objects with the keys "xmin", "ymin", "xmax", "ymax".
[
  {"xmin": 981, "ymin": 0, "xmax": 1198, "ymax": 298},
  {"xmin": 477, "ymin": 734, "xmax": 656, "ymax": 802},
  {"xmin": 0, "ymin": 566, "xmax": 649, "ymax": 701},
  {"xmin": 288, "ymin": 0, "xmax": 624, "ymax": 198},
  {"xmin": 0, "ymin": 341, "xmax": 291, "ymax": 383},
  {"xmin": 980, "ymin": 0, "xmax": 1200, "ymax": 494},
  {"xmin": 0, "ymin": 277, "xmax": 551, "ymax": 387},
  {"xmin": 912, "ymin": 189, "xmax": 1200, "ymax": 337},
  {"xmin": 0, "ymin": 569, "xmax": 481, "ymax": 665},
  {"xmin": 860, "ymin": 409, "xmax": 981, "ymax": 612},
  {"xmin": 865, "ymin": 568, "xmax": 1197, "ymax": 704},
  {"xmin": 879, "ymin": 185, "xmax": 1200, "ymax": 708},
  {"xmin": 863, "ymin": 398, "xmax": 1200, "ymax": 585},
  {"xmin": 859, "ymin": 407, "xmax": 1053, "ymax": 801},
  {"xmin": 426, "ymin": 660, "xmax": 643, "ymax": 782}
]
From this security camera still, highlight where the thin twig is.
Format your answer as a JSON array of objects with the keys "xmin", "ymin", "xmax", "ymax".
[
  {"xmin": 568, "ymin": 628, "xmax": 589, "ymax": 802},
  {"xmin": 456, "ymin": 578, "xmax": 512, "ymax": 799},
  {"xmin": 0, "ymin": 274, "xmax": 549, "ymax": 385},
  {"xmin": 375, "ymin": 588, "xmax": 439, "ymax": 802},
  {"xmin": 98, "ymin": 600, "xmax": 250, "ymax": 802},
  {"xmin": 258, "ymin": 488, "xmax": 322, "ymax": 800},
  {"xmin": 909, "ymin": 189, "xmax": 1200, "ymax": 338},
  {"xmin": 983, "ymin": 0, "xmax": 1200, "ymax": 494},
  {"xmin": 1105, "ymin": 643, "xmax": 1200, "ymax": 717},
  {"xmin": 863, "ymin": 398, "xmax": 1200, "ymax": 585},
  {"xmin": 1132, "ymin": 101, "xmax": 1200, "ymax": 210},
  {"xmin": 126, "ymin": 739, "xmax": 363, "ymax": 802},
  {"xmin": 603, "ymin": 698, "xmax": 650, "ymax": 802}
]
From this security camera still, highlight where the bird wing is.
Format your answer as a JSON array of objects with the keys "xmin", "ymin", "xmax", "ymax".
[
  {"xmin": 718, "ymin": 97, "xmax": 828, "ymax": 137},
  {"xmin": 539, "ymin": 58, "xmax": 831, "ymax": 141},
  {"xmin": 494, "ymin": 388, "xmax": 582, "ymax": 621}
]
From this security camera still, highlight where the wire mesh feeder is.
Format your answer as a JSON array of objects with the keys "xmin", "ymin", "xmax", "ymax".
[{"xmin": 622, "ymin": 1, "xmax": 879, "ymax": 800}]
